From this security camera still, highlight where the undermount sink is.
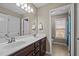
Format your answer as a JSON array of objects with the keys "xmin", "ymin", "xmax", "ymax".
[{"xmin": 2, "ymin": 41, "xmax": 26, "ymax": 49}]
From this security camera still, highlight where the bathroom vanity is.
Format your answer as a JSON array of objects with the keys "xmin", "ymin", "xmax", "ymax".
[
  {"xmin": 10, "ymin": 37, "xmax": 46, "ymax": 56},
  {"xmin": 0, "ymin": 33, "xmax": 46, "ymax": 56}
]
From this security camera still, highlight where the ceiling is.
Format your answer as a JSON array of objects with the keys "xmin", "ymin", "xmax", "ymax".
[
  {"xmin": 33, "ymin": 3, "xmax": 47, "ymax": 8},
  {"xmin": 0, "ymin": 3, "xmax": 47, "ymax": 15},
  {"xmin": 0, "ymin": 3, "xmax": 26, "ymax": 14}
]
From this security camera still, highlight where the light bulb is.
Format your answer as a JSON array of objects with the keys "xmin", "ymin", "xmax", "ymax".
[
  {"xmin": 28, "ymin": 6, "xmax": 31, "ymax": 10},
  {"xmin": 31, "ymin": 8, "xmax": 33, "ymax": 12}
]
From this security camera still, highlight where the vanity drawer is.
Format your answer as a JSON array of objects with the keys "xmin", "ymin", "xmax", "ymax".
[{"xmin": 11, "ymin": 44, "xmax": 34, "ymax": 56}]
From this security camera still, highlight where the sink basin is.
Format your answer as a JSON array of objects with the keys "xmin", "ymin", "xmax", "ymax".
[
  {"xmin": 2, "ymin": 41, "xmax": 26, "ymax": 49},
  {"xmin": 0, "ymin": 41, "xmax": 26, "ymax": 55}
]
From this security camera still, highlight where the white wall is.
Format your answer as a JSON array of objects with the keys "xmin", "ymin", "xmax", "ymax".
[
  {"xmin": 0, "ymin": 13, "xmax": 8, "ymax": 38},
  {"xmin": 0, "ymin": 13, "xmax": 20, "ymax": 43},
  {"xmin": 8, "ymin": 15, "xmax": 20, "ymax": 37}
]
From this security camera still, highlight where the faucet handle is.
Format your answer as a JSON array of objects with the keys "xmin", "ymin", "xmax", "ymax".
[
  {"xmin": 11, "ymin": 37, "xmax": 15, "ymax": 42},
  {"xmin": 7, "ymin": 39, "xmax": 12, "ymax": 43}
]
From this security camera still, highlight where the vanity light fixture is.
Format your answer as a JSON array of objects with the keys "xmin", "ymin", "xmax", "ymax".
[
  {"xmin": 16, "ymin": 2, "xmax": 33, "ymax": 13},
  {"xmin": 30, "ymin": 8, "xmax": 33, "ymax": 12}
]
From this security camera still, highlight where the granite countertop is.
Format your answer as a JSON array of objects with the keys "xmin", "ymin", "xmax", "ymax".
[{"xmin": 0, "ymin": 33, "xmax": 46, "ymax": 56}]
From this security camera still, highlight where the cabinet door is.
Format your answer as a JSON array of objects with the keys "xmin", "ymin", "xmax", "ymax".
[
  {"xmin": 35, "ymin": 52, "xmax": 40, "ymax": 56},
  {"xmin": 11, "ymin": 43, "xmax": 34, "ymax": 56},
  {"xmin": 8, "ymin": 15, "xmax": 20, "ymax": 37},
  {"xmin": 27, "ymin": 51, "xmax": 34, "ymax": 56},
  {"xmin": 34, "ymin": 40, "xmax": 40, "ymax": 56},
  {"xmin": 40, "ymin": 37, "xmax": 46, "ymax": 56}
]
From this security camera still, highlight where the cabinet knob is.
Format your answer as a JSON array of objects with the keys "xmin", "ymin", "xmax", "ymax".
[{"xmin": 38, "ymin": 49, "xmax": 39, "ymax": 50}]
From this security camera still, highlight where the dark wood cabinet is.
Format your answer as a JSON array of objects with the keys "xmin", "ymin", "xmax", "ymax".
[
  {"xmin": 34, "ymin": 40, "xmax": 40, "ymax": 56},
  {"xmin": 10, "ymin": 37, "xmax": 46, "ymax": 56},
  {"xmin": 40, "ymin": 37, "xmax": 46, "ymax": 56},
  {"xmin": 10, "ymin": 43, "xmax": 34, "ymax": 56}
]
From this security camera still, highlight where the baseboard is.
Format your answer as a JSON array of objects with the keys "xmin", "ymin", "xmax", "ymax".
[{"xmin": 53, "ymin": 42, "xmax": 67, "ymax": 46}]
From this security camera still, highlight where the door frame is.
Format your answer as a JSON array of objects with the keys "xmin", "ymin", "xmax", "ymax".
[{"xmin": 49, "ymin": 4, "xmax": 74, "ymax": 56}]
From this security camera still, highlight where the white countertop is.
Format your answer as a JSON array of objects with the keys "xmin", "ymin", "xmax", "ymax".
[{"xmin": 0, "ymin": 33, "xmax": 46, "ymax": 56}]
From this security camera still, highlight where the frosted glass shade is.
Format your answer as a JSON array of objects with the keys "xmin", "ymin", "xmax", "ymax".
[{"xmin": 32, "ymin": 24, "xmax": 36, "ymax": 30}]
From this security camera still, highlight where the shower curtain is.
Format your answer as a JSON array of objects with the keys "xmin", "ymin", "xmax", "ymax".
[{"xmin": 66, "ymin": 14, "xmax": 71, "ymax": 51}]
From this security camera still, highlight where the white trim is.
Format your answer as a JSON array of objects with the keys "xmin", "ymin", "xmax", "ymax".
[
  {"xmin": 50, "ymin": 4, "xmax": 71, "ymax": 15},
  {"xmin": 49, "ymin": 11, "xmax": 53, "ymax": 55},
  {"xmin": 70, "ymin": 4, "xmax": 74, "ymax": 56},
  {"xmin": 49, "ymin": 4, "xmax": 74, "ymax": 56},
  {"xmin": 53, "ymin": 42, "xmax": 67, "ymax": 46}
]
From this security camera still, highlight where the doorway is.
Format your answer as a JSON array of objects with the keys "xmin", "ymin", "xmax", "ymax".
[
  {"xmin": 52, "ymin": 14, "xmax": 68, "ymax": 56},
  {"xmin": 49, "ymin": 4, "xmax": 74, "ymax": 56}
]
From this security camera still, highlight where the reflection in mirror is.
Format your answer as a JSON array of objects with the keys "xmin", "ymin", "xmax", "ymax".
[
  {"xmin": 23, "ymin": 18, "xmax": 29, "ymax": 35},
  {"xmin": 32, "ymin": 23, "xmax": 36, "ymax": 30}
]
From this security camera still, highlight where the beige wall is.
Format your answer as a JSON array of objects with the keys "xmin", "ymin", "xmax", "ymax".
[{"xmin": 38, "ymin": 3, "xmax": 69, "ymax": 52}]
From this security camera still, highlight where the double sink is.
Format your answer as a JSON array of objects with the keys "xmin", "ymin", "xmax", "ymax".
[{"xmin": 0, "ymin": 33, "xmax": 46, "ymax": 56}]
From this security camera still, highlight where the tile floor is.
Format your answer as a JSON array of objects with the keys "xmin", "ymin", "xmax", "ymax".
[{"xmin": 52, "ymin": 44, "xmax": 68, "ymax": 56}]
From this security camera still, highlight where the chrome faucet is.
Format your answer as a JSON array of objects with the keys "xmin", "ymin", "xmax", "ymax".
[
  {"xmin": 11, "ymin": 37, "xmax": 15, "ymax": 42},
  {"xmin": 5, "ymin": 34, "xmax": 15, "ymax": 43}
]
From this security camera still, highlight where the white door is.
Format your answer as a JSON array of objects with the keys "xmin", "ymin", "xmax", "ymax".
[{"xmin": 23, "ymin": 19, "xmax": 29, "ymax": 35}]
